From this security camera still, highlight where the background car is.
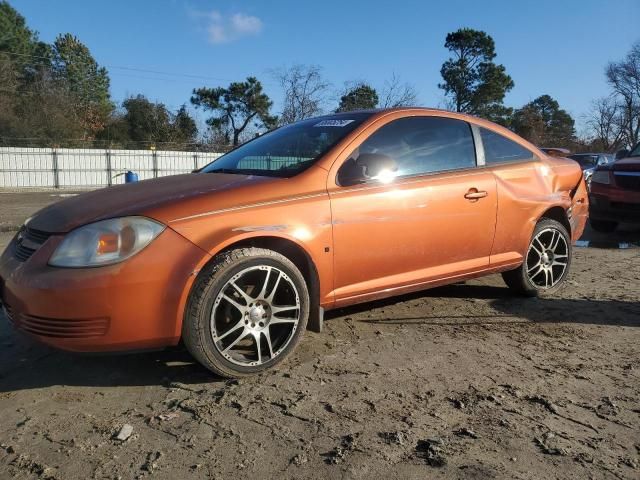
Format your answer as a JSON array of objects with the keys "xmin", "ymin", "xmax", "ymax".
[
  {"xmin": 540, "ymin": 147, "xmax": 571, "ymax": 157},
  {"xmin": 568, "ymin": 153, "xmax": 615, "ymax": 188},
  {"xmin": 589, "ymin": 144, "xmax": 640, "ymax": 232}
]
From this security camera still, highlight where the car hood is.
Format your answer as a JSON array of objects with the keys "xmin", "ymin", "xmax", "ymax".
[
  {"xmin": 612, "ymin": 157, "xmax": 640, "ymax": 171},
  {"xmin": 27, "ymin": 173, "xmax": 276, "ymax": 233}
]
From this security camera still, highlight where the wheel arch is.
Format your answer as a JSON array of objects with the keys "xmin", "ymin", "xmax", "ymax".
[
  {"xmin": 539, "ymin": 206, "xmax": 571, "ymax": 235},
  {"xmin": 187, "ymin": 233, "xmax": 322, "ymax": 332}
]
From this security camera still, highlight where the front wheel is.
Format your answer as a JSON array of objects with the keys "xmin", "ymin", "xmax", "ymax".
[
  {"xmin": 183, "ymin": 247, "xmax": 309, "ymax": 377},
  {"xmin": 502, "ymin": 219, "xmax": 572, "ymax": 297}
]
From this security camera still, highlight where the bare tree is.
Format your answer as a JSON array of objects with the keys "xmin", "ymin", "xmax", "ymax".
[
  {"xmin": 380, "ymin": 73, "xmax": 418, "ymax": 108},
  {"xmin": 606, "ymin": 42, "xmax": 640, "ymax": 147},
  {"xmin": 273, "ymin": 64, "xmax": 330, "ymax": 125},
  {"xmin": 585, "ymin": 97, "xmax": 624, "ymax": 152}
]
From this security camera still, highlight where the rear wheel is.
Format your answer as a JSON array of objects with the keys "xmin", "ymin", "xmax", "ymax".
[
  {"xmin": 589, "ymin": 218, "xmax": 617, "ymax": 233},
  {"xmin": 502, "ymin": 218, "xmax": 572, "ymax": 297},
  {"xmin": 183, "ymin": 247, "xmax": 309, "ymax": 377}
]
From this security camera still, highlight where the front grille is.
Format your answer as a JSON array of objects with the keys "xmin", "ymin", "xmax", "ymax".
[
  {"xmin": 14, "ymin": 243, "xmax": 36, "ymax": 262},
  {"xmin": 614, "ymin": 172, "xmax": 640, "ymax": 191},
  {"xmin": 6, "ymin": 307, "xmax": 109, "ymax": 338},
  {"xmin": 24, "ymin": 228, "xmax": 51, "ymax": 244},
  {"xmin": 12, "ymin": 227, "xmax": 52, "ymax": 262}
]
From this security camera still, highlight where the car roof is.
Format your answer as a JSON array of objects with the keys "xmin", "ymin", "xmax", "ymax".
[{"xmin": 325, "ymin": 107, "xmax": 454, "ymax": 118}]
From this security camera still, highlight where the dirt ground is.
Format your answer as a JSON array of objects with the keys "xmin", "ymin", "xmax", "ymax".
[{"xmin": 0, "ymin": 190, "xmax": 639, "ymax": 480}]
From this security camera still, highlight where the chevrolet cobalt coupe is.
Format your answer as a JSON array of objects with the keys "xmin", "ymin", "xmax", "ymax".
[{"xmin": 0, "ymin": 109, "xmax": 588, "ymax": 377}]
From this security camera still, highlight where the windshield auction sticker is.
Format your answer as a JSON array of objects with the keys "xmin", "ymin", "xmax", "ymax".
[{"xmin": 314, "ymin": 120, "xmax": 355, "ymax": 127}]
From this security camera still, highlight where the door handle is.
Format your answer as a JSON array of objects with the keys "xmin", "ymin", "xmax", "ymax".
[{"xmin": 464, "ymin": 189, "xmax": 488, "ymax": 200}]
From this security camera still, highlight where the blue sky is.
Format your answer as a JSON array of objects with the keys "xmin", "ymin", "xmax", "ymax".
[{"xmin": 13, "ymin": 0, "xmax": 640, "ymax": 132}]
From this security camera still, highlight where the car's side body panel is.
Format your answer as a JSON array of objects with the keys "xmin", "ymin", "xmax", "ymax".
[
  {"xmin": 489, "ymin": 161, "xmax": 558, "ymax": 266},
  {"xmin": 328, "ymin": 170, "xmax": 497, "ymax": 304}
]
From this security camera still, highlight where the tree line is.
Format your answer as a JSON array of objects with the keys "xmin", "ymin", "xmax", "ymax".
[{"xmin": 0, "ymin": 1, "xmax": 637, "ymax": 153}]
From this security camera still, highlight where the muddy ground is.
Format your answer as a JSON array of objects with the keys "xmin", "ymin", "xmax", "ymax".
[{"xmin": 0, "ymin": 190, "xmax": 639, "ymax": 480}]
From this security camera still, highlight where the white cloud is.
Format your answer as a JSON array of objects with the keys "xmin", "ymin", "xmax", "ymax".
[{"xmin": 204, "ymin": 10, "xmax": 263, "ymax": 44}]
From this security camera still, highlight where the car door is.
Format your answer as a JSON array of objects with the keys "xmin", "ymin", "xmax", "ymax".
[{"xmin": 327, "ymin": 114, "xmax": 497, "ymax": 305}]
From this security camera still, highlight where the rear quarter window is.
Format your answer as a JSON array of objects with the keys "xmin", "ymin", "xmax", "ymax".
[{"xmin": 481, "ymin": 128, "xmax": 535, "ymax": 164}]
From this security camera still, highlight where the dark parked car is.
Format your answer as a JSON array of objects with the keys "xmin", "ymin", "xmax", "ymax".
[
  {"xmin": 569, "ymin": 153, "xmax": 614, "ymax": 168},
  {"xmin": 589, "ymin": 144, "xmax": 640, "ymax": 232},
  {"xmin": 569, "ymin": 153, "xmax": 614, "ymax": 188}
]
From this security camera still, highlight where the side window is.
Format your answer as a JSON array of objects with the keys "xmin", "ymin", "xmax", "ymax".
[
  {"xmin": 337, "ymin": 116, "xmax": 476, "ymax": 185},
  {"xmin": 480, "ymin": 128, "xmax": 534, "ymax": 164}
]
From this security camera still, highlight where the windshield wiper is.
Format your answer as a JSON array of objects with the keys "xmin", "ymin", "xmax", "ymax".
[{"xmin": 206, "ymin": 168, "xmax": 292, "ymax": 178}]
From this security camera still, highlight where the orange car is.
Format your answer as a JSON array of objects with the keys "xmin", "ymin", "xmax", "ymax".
[{"xmin": 0, "ymin": 108, "xmax": 588, "ymax": 377}]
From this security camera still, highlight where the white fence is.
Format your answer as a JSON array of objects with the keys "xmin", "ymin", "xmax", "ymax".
[{"xmin": 0, "ymin": 147, "xmax": 224, "ymax": 188}]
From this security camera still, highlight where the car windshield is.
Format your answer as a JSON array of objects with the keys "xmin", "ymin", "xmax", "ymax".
[
  {"xmin": 201, "ymin": 113, "xmax": 373, "ymax": 177},
  {"xmin": 630, "ymin": 143, "xmax": 640, "ymax": 157},
  {"xmin": 569, "ymin": 154, "xmax": 598, "ymax": 169}
]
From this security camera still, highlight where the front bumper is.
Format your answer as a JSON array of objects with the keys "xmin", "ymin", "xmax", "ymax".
[{"xmin": 0, "ymin": 228, "xmax": 209, "ymax": 352}]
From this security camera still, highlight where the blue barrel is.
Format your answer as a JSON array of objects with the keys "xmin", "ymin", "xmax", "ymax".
[{"xmin": 124, "ymin": 171, "xmax": 139, "ymax": 183}]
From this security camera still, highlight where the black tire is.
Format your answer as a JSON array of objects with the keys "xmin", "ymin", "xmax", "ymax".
[
  {"xmin": 589, "ymin": 218, "xmax": 618, "ymax": 233},
  {"xmin": 183, "ymin": 247, "xmax": 310, "ymax": 378},
  {"xmin": 502, "ymin": 218, "xmax": 572, "ymax": 297}
]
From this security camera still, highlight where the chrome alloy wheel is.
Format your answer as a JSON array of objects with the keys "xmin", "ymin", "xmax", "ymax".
[
  {"xmin": 526, "ymin": 227, "xmax": 569, "ymax": 289},
  {"xmin": 211, "ymin": 265, "xmax": 301, "ymax": 367}
]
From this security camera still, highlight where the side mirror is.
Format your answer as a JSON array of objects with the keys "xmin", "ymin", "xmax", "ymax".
[
  {"xmin": 337, "ymin": 153, "xmax": 398, "ymax": 186},
  {"xmin": 615, "ymin": 149, "xmax": 630, "ymax": 160}
]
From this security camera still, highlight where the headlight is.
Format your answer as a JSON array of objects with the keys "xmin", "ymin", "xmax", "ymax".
[
  {"xmin": 590, "ymin": 171, "xmax": 610, "ymax": 185},
  {"xmin": 49, "ymin": 216, "xmax": 164, "ymax": 267}
]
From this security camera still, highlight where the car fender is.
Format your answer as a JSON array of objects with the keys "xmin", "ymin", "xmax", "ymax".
[
  {"xmin": 166, "ymin": 191, "xmax": 335, "ymax": 324},
  {"xmin": 489, "ymin": 158, "xmax": 581, "ymax": 268},
  {"xmin": 167, "ymin": 227, "xmax": 327, "ymax": 338}
]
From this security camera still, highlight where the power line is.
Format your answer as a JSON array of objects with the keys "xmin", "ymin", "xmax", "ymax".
[
  {"xmin": 1, "ymin": 50, "xmax": 277, "ymax": 86},
  {"xmin": 110, "ymin": 66, "xmax": 236, "ymax": 83},
  {"xmin": 108, "ymin": 72, "xmax": 205, "ymax": 84}
]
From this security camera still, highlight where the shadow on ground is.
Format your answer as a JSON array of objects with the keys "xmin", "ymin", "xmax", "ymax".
[
  {"xmin": 578, "ymin": 222, "xmax": 640, "ymax": 247},
  {"xmin": 346, "ymin": 283, "xmax": 640, "ymax": 328},
  {"xmin": 0, "ymin": 329, "xmax": 220, "ymax": 393},
  {"xmin": 1, "ymin": 282, "xmax": 638, "ymax": 393}
]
